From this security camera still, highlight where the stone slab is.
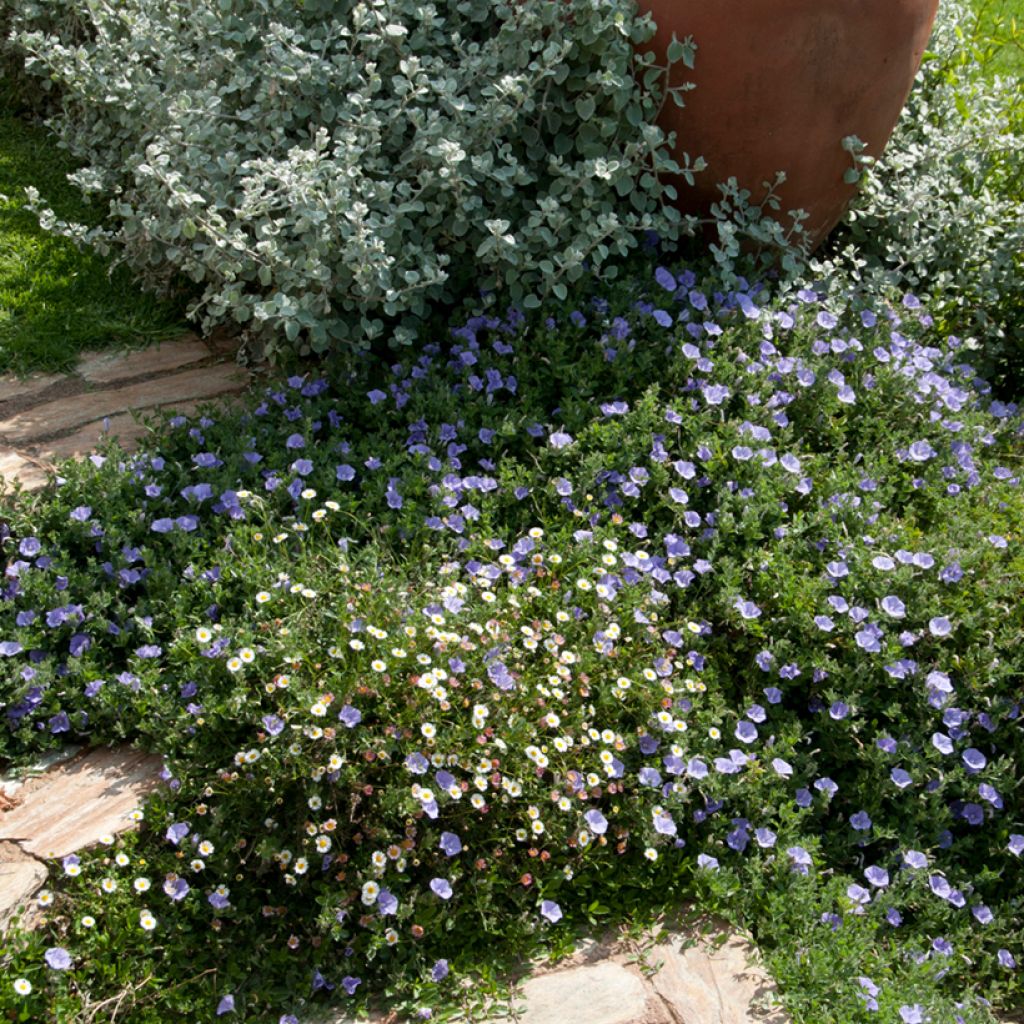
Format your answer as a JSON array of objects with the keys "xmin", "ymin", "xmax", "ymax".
[
  {"xmin": 0, "ymin": 363, "xmax": 247, "ymax": 444},
  {"xmin": 0, "ymin": 371, "xmax": 65, "ymax": 406},
  {"xmin": 35, "ymin": 413, "xmax": 155, "ymax": 461},
  {"xmin": 0, "ymin": 449, "xmax": 49, "ymax": 491},
  {"xmin": 310, "ymin": 917, "xmax": 788, "ymax": 1024},
  {"xmin": 0, "ymin": 846, "xmax": 47, "ymax": 931},
  {"xmin": 1, "ymin": 745, "xmax": 84, "ymax": 803},
  {"xmin": 508, "ymin": 960, "xmax": 667, "ymax": 1024},
  {"xmin": 39, "ymin": 408, "xmax": 179, "ymax": 462},
  {"xmin": 646, "ymin": 920, "xmax": 788, "ymax": 1023},
  {"xmin": 0, "ymin": 747, "xmax": 163, "ymax": 860},
  {"xmin": 78, "ymin": 336, "xmax": 210, "ymax": 385}
]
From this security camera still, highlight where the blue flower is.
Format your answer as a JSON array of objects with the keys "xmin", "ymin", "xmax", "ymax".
[
  {"xmin": 386, "ymin": 478, "xmax": 403, "ymax": 509},
  {"xmin": 735, "ymin": 721, "xmax": 758, "ymax": 744},
  {"xmin": 430, "ymin": 878, "xmax": 453, "ymax": 900},
  {"xmin": 439, "ymin": 832, "xmax": 462, "ymax": 857},
  {"xmin": 654, "ymin": 266, "xmax": 676, "ymax": 292},
  {"xmin": 338, "ymin": 706, "xmax": 361, "ymax": 728},
  {"xmin": 377, "ymin": 889, "xmax": 398, "ymax": 915},
  {"xmin": 864, "ymin": 865, "xmax": 889, "ymax": 888},
  {"xmin": 262, "ymin": 715, "xmax": 285, "ymax": 737},
  {"xmin": 540, "ymin": 900, "xmax": 562, "ymax": 923},
  {"xmin": 165, "ymin": 822, "xmax": 191, "ymax": 845},
  {"xmin": 653, "ymin": 813, "xmax": 676, "ymax": 836},
  {"xmin": 49, "ymin": 711, "xmax": 71, "ymax": 734},
  {"xmin": 44, "ymin": 947, "xmax": 73, "ymax": 970}
]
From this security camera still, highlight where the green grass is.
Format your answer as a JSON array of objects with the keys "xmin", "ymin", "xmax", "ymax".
[
  {"xmin": 0, "ymin": 110, "xmax": 188, "ymax": 377},
  {"xmin": 969, "ymin": 0, "xmax": 1024, "ymax": 75}
]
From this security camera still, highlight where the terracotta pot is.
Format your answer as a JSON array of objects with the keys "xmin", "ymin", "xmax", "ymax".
[{"xmin": 640, "ymin": 0, "xmax": 940, "ymax": 249}]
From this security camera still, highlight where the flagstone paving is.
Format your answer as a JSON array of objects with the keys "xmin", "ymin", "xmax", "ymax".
[
  {"xmin": 313, "ymin": 919, "xmax": 789, "ymax": 1024},
  {"xmin": 307, "ymin": 921, "xmax": 786, "ymax": 1024},
  {"xmin": 0, "ymin": 746, "xmax": 164, "ymax": 930},
  {"xmin": 0, "ymin": 331, "xmax": 249, "ymax": 493}
]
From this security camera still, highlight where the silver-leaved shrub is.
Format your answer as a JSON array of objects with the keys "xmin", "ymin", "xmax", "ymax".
[
  {"xmin": 6, "ymin": 0, "xmax": 695, "ymax": 357},
  {"xmin": 812, "ymin": 0, "xmax": 1024, "ymax": 388}
]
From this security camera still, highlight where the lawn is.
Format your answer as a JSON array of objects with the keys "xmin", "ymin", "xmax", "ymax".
[
  {"xmin": 970, "ymin": 0, "xmax": 1024, "ymax": 74},
  {"xmin": 0, "ymin": 110, "xmax": 186, "ymax": 377}
]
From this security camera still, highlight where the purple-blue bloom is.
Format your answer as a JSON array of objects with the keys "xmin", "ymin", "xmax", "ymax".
[
  {"xmin": 377, "ymin": 889, "xmax": 398, "ymax": 916},
  {"xmin": 165, "ymin": 822, "xmax": 190, "ymax": 845},
  {"xmin": 262, "ymin": 715, "xmax": 285, "ymax": 737},
  {"xmin": 430, "ymin": 878, "xmax": 453, "ymax": 900},
  {"xmin": 540, "ymin": 900, "xmax": 562, "ymax": 923},
  {"xmin": 338, "ymin": 705, "xmax": 362, "ymax": 728},
  {"xmin": 439, "ymin": 832, "xmax": 462, "ymax": 857},
  {"xmin": 45, "ymin": 947, "xmax": 73, "ymax": 970}
]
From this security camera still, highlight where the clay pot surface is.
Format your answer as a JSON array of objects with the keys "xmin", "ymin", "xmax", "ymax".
[{"xmin": 641, "ymin": 0, "xmax": 940, "ymax": 248}]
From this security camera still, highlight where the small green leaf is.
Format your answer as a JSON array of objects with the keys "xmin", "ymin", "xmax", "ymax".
[
  {"xmin": 575, "ymin": 96, "xmax": 596, "ymax": 121},
  {"xmin": 663, "ymin": 35, "xmax": 696, "ymax": 68}
]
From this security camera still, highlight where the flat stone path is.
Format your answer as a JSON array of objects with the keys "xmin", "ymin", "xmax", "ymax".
[
  {"xmin": 0, "ymin": 746, "xmax": 163, "ymax": 930},
  {"xmin": 0, "ymin": 332, "xmax": 249, "ymax": 492},
  {"xmin": 316, "ymin": 919, "xmax": 788, "ymax": 1024}
]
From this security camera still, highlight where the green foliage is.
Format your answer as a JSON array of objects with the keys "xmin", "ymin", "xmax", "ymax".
[
  {"xmin": 0, "ymin": 267, "xmax": 1021, "ymax": 1022},
  {"xmin": 4, "ymin": 0, "xmax": 694, "ymax": 360},
  {"xmin": 969, "ymin": 0, "xmax": 1024, "ymax": 78},
  {"xmin": 814, "ymin": 0, "xmax": 1024, "ymax": 394}
]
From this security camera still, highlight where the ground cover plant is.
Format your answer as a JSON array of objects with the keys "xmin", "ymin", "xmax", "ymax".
[
  {"xmin": 0, "ymin": 107, "xmax": 186, "ymax": 375},
  {"xmin": 0, "ymin": 260, "xmax": 1022, "ymax": 1023}
]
